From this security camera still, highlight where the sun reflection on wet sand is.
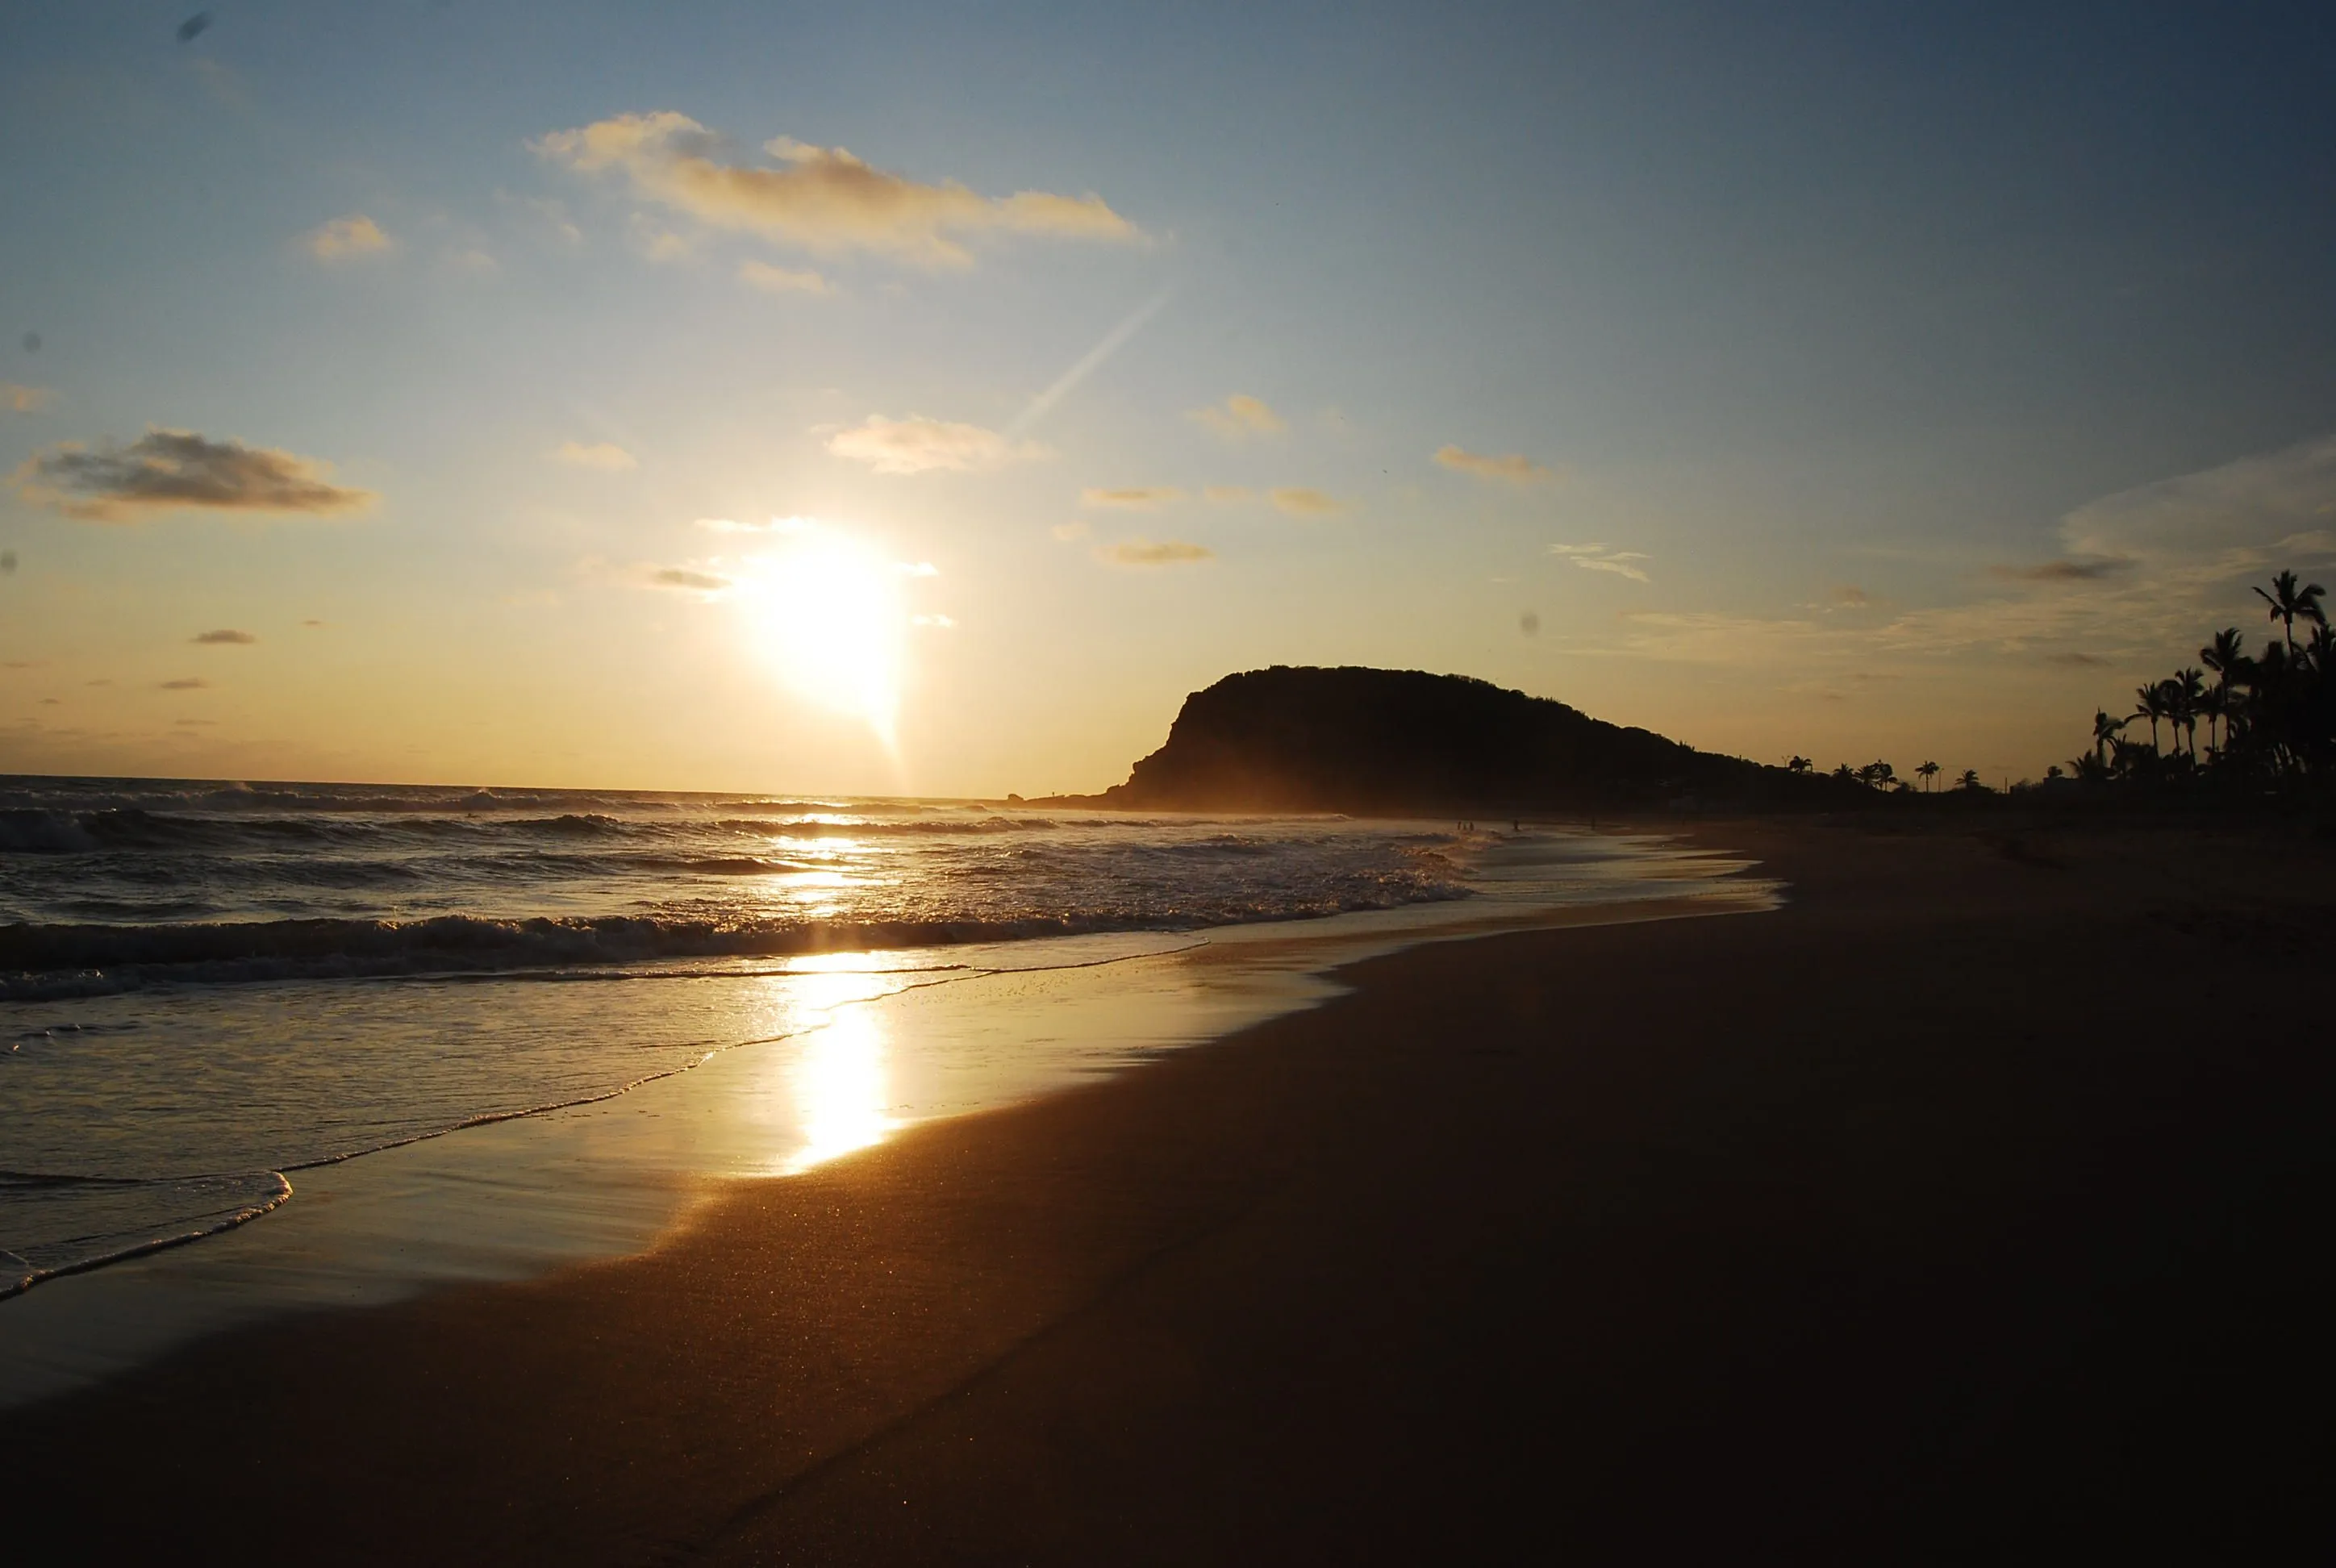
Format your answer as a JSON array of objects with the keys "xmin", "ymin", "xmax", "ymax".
[{"xmin": 782, "ymin": 1004, "xmax": 894, "ymax": 1174}]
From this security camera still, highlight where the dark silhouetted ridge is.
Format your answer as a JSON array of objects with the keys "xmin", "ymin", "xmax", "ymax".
[{"xmin": 1101, "ymin": 666, "xmax": 1815, "ymax": 812}]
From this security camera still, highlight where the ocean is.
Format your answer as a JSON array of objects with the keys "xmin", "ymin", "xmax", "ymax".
[{"xmin": 0, "ymin": 774, "xmax": 1768, "ymax": 1388}]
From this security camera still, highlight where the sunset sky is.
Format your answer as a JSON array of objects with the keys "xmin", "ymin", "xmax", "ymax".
[{"xmin": 4, "ymin": 2, "xmax": 2334, "ymax": 793}]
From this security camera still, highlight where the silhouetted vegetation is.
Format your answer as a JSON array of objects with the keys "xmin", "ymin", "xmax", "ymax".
[{"xmin": 2059, "ymin": 570, "xmax": 2331, "ymax": 794}]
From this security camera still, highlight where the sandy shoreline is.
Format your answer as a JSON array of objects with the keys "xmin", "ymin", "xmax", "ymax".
[{"xmin": 5, "ymin": 815, "xmax": 2331, "ymax": 1560}]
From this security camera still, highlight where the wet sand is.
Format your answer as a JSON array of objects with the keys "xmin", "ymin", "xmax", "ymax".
[{"xmin": 6, "ymin": 816, "xmax": 2332, "ymax": 1562}]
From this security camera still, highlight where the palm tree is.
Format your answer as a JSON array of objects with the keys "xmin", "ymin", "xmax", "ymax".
[
  {"xmin": 2200, "ymin": 629, "xmax": 2243, "ymax": 754},
  {"xmin": 1787, "ymin": 756, "xmax": 1812, "ymax": 774},
  {"xmin": 2132, "ymin": 683, "xmax": 2170, "ymax": 753},
  {"xmin": 2197, "ymin": 685, "xmax": 2226, "ymax": 757},
  {"xmin": 1831, "ymin": 762, "xmax": 1857, "ymax": 781},
  {"xmin": 2174, "ymin": 668, "xmax": 2206, "ymax": 757},
  {"xmin": 2254, "ymin": 569, "xmax": 2328, "ymax": 655},
  {"xmin": 1956, "ymin": 768, "xmax": 1982, "ymax": 790},
  {"xmin": 1917, "ymin": 759, "xmax": 1940, "ymax": 791},
  {"xmin": 2091, "ymin": 709, "xmax": 2126, "ymax": 765}
]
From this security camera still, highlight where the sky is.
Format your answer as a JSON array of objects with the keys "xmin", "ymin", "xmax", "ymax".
[{"xmin": 2, "ymin": 1, "xmax": 2333, "ymax": 794}]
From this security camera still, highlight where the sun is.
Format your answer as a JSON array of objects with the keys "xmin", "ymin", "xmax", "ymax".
[{"xmin": 736, "ymin": 521, "xmax": 909, "ymax": 751}]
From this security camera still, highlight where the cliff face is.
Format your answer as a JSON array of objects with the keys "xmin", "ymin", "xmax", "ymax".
[{"xmin": 1103, "ymin": 665, "xmax": 1789, "ymax": 811}]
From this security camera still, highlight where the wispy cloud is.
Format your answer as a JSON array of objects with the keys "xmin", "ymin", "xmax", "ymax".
[
  {"xmin": 1189, "ymin": 394, "xmax": 1284, "ymax": 440},
  {"xmin": 15, "ymin": 429, "xmax": 374, "ymax": 522},
  {"xmin": 1434, "ymin": 444, "xmax": 1553, "ymax": 483},
  {"xmin": 1203, "ymin": 485, "xmax": 1254, "ymax": 504},
  {"xmin": 1987, "ymin": 557, "xmax": 2134, "ymax": 583},
  {"xmin": 738, "ymin": 259, "xmax": 831, "ymax": 295},
  {"xmin": 1829, "ymin": 584, "xmax": 1875, "ymax": 607},
  {"xmin": 1269, "ymin": 486, "xmax": 1343, "ymax": 518},
  {"xmin": 1081, "ymin": 486, "xmax": 1184, "ymax": 508},
  {"xmin": 650, "ymin": 566, "xmax": 731, "ymax": 592},
  {"xmin": 302, "ymin": 215, "xmax": 390, "ymax": 261},
  {"xmin": 534, "ymin": 112, "xmax": 1139, "ymax": 268},
  {"xmin": 158, "ymin": 678, "xmax": 210, "ymax": 690},
  {"xmin": 3, "ymin": 384, "xmax": 54, "ymax": 414},
  {"xmin": 1050, "ymin": 520, "xmax": 1091, "ymax": 542},
  {"xmin": 1103, "ymin": 538, "xmax": 1213, "ymax": 566},
  {"xmin": 553, "ymin": 440, "xmax": 636, "ymax": 471},
  {"xmin": 824, "ymin": 415, "xmax": 1045, "ymax": 476},
  {"xmin": 1550, "ymin": 542, "xmax": 1650, "ymax": 582},
  {"xmin": 192, "ymin": 629, "xmax": 256, "ymax": 644}
]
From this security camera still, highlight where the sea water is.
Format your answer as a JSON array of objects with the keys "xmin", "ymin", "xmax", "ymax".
[{"xmin": 0, "ymin": 775, "xmax": 1770, "ymax": 1399}]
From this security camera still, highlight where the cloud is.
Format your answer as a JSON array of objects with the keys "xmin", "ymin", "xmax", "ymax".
[
  {"xmin": 1203, "ymin": 485, "xmax": 1254, "ymax": 504},
  {"xmin": 158, "ymin": 678, "xmax": 210, "ymax": 690},
  {"xmin": 445, "ymin": 248, "xmax": 498, "ymax": 276},
  {"xmin": 1269, "ymin": 486, "xmax": 1343, "ymax": 517},
  {"xmin": 553, "ymin": 440, "xmax": 637, "ymax": 471},
  {"xmin": 3, "ymin": 384, "xmax": 54, "ymax": 414},
  {"xmin": 824, "ymin": 415, "xmax": 1045, "ymax": 475},
  {"xmin": 192, "ymin": 629, "xmax": 256, "ymax": 644},
  {"xmin": 1988, "ymin": 557, "xmax": 2134, "ymax": 583},
  {"xmin": 1102, "ymin": 538, "xmax": 1213, "ymax": 566},
  {"xmin": 1550, "ymin": 542, "xmax": 1650, "ymax": 582},
  {"xmin": 912, "ymin": 613, "xmax": 957, "ymax": 628},
  {"xmin": 651, "ymin": 567, "xmax": 732, "ymax": 592},
  {"xmin": 1829, "ymin": 585, "xmax": 1874, "ymax": 606},
  {"xmin": 303, "ymin": 215, "xmax": 390, "ymax": 261},
  {"xmin": 533, "ymin": 112, "xmax": 1139, "ymax": 268},
  {"xmin": 1080, "ymin": 486, "xmax": 1184, "ymax": 508},
  {"xmin": 1050, "ymin": 520, "xmax": 1091, "ymax": 542},
  {"xmin": 1434, "ymin": 444, "xmax": 1553, "ymax": 483},
  {"xmin": 738, "ymin": 259, "xmax": 832, "ymax": 295},
  {"xmin": 1189, "ymin": 394, "xmax": 1284, "ymax": 439},
  {"xmin": 15, "ymin": 429, "xmax": 374, "ymax": 521}
]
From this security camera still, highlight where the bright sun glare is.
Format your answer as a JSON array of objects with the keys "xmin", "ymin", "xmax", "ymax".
[{"xmin": 734, "ymin": 521, "xmax": 910, "ymax": 752}]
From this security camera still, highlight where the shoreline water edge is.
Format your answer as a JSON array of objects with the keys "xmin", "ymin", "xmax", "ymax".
[{"xmin": 0, "ymin": 780, "xmax": 1773, "ymax": 1405}]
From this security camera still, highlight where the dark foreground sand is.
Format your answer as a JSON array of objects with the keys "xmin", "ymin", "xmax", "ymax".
[{"xmin": 6, "ymin": 818, "xmax": 2332, "ymax": 1562}]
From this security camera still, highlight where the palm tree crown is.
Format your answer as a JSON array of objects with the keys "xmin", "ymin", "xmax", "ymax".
[{"xmin": 2254, "ymin": 569, "xmax": 2329, "ymax": 654}]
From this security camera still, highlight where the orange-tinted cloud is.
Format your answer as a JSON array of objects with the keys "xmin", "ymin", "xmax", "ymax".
[
  {"xmin": 192, "ymin": 629, "xmax": 256, "ymax": 644},
  {"xmin": 1434, "ymin": 444, "xmax": 1553, "ymax": 483},
  {"xmin": 536, "ymin": 113, "xmax": 1139, "ymax": 267},
  {"xmin": 3, "ymin": 384, "xmax": 54, "ymax": 414},
  {"xmin": 1189, "ymin": 394, "xmax": 1284, "ymax": 439},
  {"xmin": 1269, "ymin": 486, "xmax": 1343, "ymax": 517},
  {"xmin": 738, "ymin": 259, "xmax": 832, "ymax": 294},
  {"xmin": 303, "ymin": 215, "xmax": 390, "ymax": 261},
  {"xmin": 1080, "ymin": 486, "xmax": 1185, "ymax": 508},
  {"xmin": 1103, "ymin": 539, "xmax": 1212, "ymax": 566},
  {"xmin": 824, "ymin": 415, "xmax": 1045, "ymax": 475}
]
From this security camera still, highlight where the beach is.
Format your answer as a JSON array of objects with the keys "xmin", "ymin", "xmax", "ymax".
[{"xmin": 6, "ymin": 815, "xmax": 2331, "ymax": 1561}]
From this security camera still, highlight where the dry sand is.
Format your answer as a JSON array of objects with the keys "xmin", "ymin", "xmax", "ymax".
[{"xmin": 5, "ymin": 815, "xmax": 2331, "ymax": 1562}]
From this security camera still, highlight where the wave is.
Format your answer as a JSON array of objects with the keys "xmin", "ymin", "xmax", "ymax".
[
  {"xmin": 0, "ymin": 882, "xmax": 1470, "ymax": 1000},
  {"xmin": 0, "ymin": 805, "xmax": 1084, "ymax": 857},
  {"xmin": 0, "ymin": 1170, "xmax": 294, "ymax": 1300}
]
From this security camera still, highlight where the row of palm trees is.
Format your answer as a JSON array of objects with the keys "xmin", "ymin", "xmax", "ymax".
[
  {"xmin": 1783, "ymin": 755, "xmax": 1988, "ymax": 793},
  {"xmin": 1771, "ymin": 570, "xmax": 2330, "ymax": 800},
  {"xmin": 2077, "ymin": 569, "xmax": 2331, "ymax": 785}
]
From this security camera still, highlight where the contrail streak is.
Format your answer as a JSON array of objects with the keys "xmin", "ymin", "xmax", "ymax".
[{"xmin": 1006, "ymin": 289, "xmax": 1174, "ymax": 440}]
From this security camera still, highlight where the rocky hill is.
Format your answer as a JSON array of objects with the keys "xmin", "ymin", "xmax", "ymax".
[{"xmin": 1096, "ymin": 666, "xmax": 1810, "ymax": 812}]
